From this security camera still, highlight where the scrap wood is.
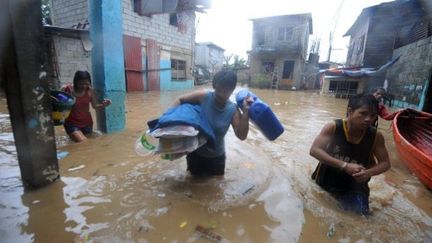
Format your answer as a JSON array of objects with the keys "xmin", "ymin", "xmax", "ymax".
[{"xmin": 195, "ymin": 225, "xmax": 222, "ymax": 242}]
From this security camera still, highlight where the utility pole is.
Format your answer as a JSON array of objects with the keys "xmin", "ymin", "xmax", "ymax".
[
  {"xmin": 2, "ymin": 0, "xmax": 59, "ymax": 188},
  {"xmin": 327, "ymin": 0, "xmax": 345, "ymax": 62}
]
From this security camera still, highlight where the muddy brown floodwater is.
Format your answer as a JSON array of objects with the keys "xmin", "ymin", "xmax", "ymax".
[{"xmin": 0, "ymin": 86, "xmax": 431, "ymax": 243}]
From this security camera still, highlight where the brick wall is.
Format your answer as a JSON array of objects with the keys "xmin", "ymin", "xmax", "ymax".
[
  {"xmin": 50, "ymin": 0, "xmax": 196, "ymax": 89},
  {"xmin": 122, "ymin": 0, "xmax": 195, "ymax": 51},
  {"xmin": 52, "ymin": 0, "xmax": 195, "ymax": 52},
  {"xmin": 53, "ymin": 36, "xmax": 92, "ymax": 85},
  {"xmin": 51, "ymin": 0, "xmax": 88, "ymax": 28}
]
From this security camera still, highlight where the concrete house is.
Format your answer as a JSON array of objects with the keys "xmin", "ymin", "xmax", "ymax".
[
  {"xmin": 49, "ymin": 0, "xmax": 210, "ymax": 91},
  {"xmin": 385, "ymin": 0, "xmax": 432, "ymax": 112},
  {"xmin": 343, "ymin": 0, "xmax": 426, "ymax": 89},
  {"xmin": 345, "ymin": 0, "xmax": 432, "ymax": 111},
  {"xmin": 194, "ymin": 42, "xmax": 225, "ymax": 77},
  {"xmin": 248, "ymin": 13, "xmax": 313, "ymax": 89}
]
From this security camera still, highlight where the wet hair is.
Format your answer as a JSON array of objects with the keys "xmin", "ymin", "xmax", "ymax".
[
  {"xmin": 348, "ymin": 93, "xmax": 379, "ymax": 113},
  {"xmin": 73, "ymin": 70, "xmax": 92, "ymax": 91},
  {"xmin": 371, "ymin": 87, "xmax": 386, "ymax": 95},
  {"xmin": 212, "ymin": 70, "xmax": 237, "ymax": 90}
]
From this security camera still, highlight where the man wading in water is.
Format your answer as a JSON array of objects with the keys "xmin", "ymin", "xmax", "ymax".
[
  {"xmin": 309, "ymin": 94, "xmax": 391, "ymax": 215},
  {"xmin": 172, "ymin": 70, "xmax": 252, "ymax": 176}
]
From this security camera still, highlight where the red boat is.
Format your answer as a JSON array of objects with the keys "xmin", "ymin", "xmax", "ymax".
[{"xmin": 392, "ymin": 108, "xmax": 432, "ymax": 189}]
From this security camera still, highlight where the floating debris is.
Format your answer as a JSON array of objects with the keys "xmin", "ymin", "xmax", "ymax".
[
  {"xmin": 195, "ymin": 225, "xmax": 222, "ymax": 242},
  {"xmin": 68, "ymin": 164, "xmax": 85, "ymax": 172},
  {"xmin": 238, "ymin": 182, "xmax": 255, "ymax": 195},
  {"xmin": 56, "ymin": 151, "xmax": 69, "ymax": 160},
  {"xmin": 326, "ymin": 223, "xmax": 336, "ymax": 238},
  {"xmin": 179, "ymin": 221, "xmax": 187, "ymax": 228}
]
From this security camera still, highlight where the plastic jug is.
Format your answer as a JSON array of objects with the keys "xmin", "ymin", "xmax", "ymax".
[{"xmin": 236, "ymin": 89, "xmax": 284, "ymax": 141}]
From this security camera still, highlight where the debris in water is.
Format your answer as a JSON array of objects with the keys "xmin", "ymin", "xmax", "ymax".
[
  {"xmin": 179, "ymin": 221, "xmax": 187, "ymax": 228},
  {"xmin": 74, "ymin": 234, "xmax": 89, "ymax": 243},
  {"xmin": 205, "ymin": 220, "xmax": 218, "ymax": 229},
  {"xmin": 68, "ymin": 164, "xmax": 85, "ymax": 172},
  {"xmin": 92, "ymin": 169, "xmax": 99, "ymax": 176},
  {"xmin": 195, "ymin": 225, "xmax": 222, "ymax": 242},
  {"xmin": 326, "ymin": 223, "xmax": 336, "ymax": 238},
  {"xmin": 239, "ymin": 182, "xmax": 255, "ymax": 195},
  {"xmin": 56, "ymin": 151, "xmax": 69, "ymax": 160},
  {"xmin": 236, "ymin": 225, "xmax": 245, "ymax": 236}
]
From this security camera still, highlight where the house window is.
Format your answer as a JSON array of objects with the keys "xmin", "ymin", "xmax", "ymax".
[
  {"xmin": 169, "ymin": 13, "xmax": 178, "ymax": 26},
  {"xmin": 278, "ymin": 27, "xmax": 293, "ymax": 41},
  {"xmin": 347, "ymin": 43, "xmax": 354, "ymax": 61},
  {"xmin": 171, "ymin": 59, "xmax": 186, "ymax": 80},
  {"xmin": 262, "ymin": 62, "xmax": 274, "ymax": 73},
  {"xmin": 133, "ymin": 0, "xmax": 153, "ymax": 17},
  {"xmin": 357, "ymin": 35, "xmax": 365, "ymax": 54},
  {"xmin": 133, "ymin": 0, "xmax": 140, "ymax": 13},
  {"xmin": 255, "ymin": 25, "xmax": 265, "ymax": 46},
  {"xmin": 329, "ymin": 80, "xmax": 358, "ymax": 98}
]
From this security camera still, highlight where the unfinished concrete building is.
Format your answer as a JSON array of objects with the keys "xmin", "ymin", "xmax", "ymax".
[
  {"xmin": 248, "ymin": 14, "xmax": 313, "ymax": 89},
  {"xmin": 195, "ymin": 42, "xmax": 225, "ymax": 77},
  {"xmin": 49, "ymin": 0, "xmax": 210, "ymax": 91}
]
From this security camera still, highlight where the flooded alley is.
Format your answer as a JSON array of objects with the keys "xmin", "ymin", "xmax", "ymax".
[{"xmin": 1, "ymin": 86, "xmax": 431, "ymax": 243}]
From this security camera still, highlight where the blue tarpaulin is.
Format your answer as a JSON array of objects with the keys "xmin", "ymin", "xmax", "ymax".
[{"xmin": 321, "ymin": 55, "xmax": 401, "ymax": 77}]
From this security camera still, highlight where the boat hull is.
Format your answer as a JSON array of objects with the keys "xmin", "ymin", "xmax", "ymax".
[{"xmin": 392, "ymin": 109, "xmax": 432, "ymax": 189}]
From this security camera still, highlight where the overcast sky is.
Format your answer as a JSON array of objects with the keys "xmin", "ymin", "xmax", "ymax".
[{"xmin": 195, "ymin": 0, "xmax": 392, "ymax": 64}]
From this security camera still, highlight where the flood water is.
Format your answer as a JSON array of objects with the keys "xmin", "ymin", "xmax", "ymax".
[{"xmin": 1, "ymin": 86, "xmax": 431, "ymax": 243}]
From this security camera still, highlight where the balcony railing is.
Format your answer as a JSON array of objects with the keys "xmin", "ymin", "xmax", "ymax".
[{"xmin": 250, "ymin": 42, "xmax": 304, "ymax": 58}]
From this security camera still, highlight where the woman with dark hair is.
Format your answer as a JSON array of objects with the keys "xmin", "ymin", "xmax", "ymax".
[
  {"xmin": 310, "ymin": 94, "xmax": 391, "ymax": 215},
  {"xmin": 62, "ymin": 70, "xmax": 111, "ymax": 142},
  {"xmin": 172, "ymin": 70, "xmax": 252, "ymax": 176}
]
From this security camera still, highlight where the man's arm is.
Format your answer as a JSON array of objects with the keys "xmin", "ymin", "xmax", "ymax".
[
  {"xmin": 172, "ymin": 89, "xmax": 207, "ymax": 107},
  {"xmin": 353, "ymin": 131, "xmax": 391, "ymax": 181},
  {"xmin": 310, "ymin": 122, "xmax": 365, "ymax": 175},
  {"xmin": 379, "ymin": 103, "xmax": 397, "ymax": 120}
]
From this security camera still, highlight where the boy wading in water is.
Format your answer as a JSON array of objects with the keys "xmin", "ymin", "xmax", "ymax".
[
  {"xmin": 173, "ymin": 70, "xmax": 252, "ymax": 176},
  {"xmin": 310, "ymin": 94, "xmax": 391, "ymax": 215}
]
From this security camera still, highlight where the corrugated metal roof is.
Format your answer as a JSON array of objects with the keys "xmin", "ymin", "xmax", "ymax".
[{"xmin": 44, "ymin": 25, "xmax": 88, "ymax": 38}]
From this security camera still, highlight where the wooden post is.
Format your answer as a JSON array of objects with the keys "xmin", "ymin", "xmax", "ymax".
[{"xmin": 1, "ymin": 0, "xmax": 59, "ymax": 188}]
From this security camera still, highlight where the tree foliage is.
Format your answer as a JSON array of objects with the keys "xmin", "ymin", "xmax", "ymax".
[{"xmin": 223, "ymin": 54, "xmax": 248, "ymax": 69}]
